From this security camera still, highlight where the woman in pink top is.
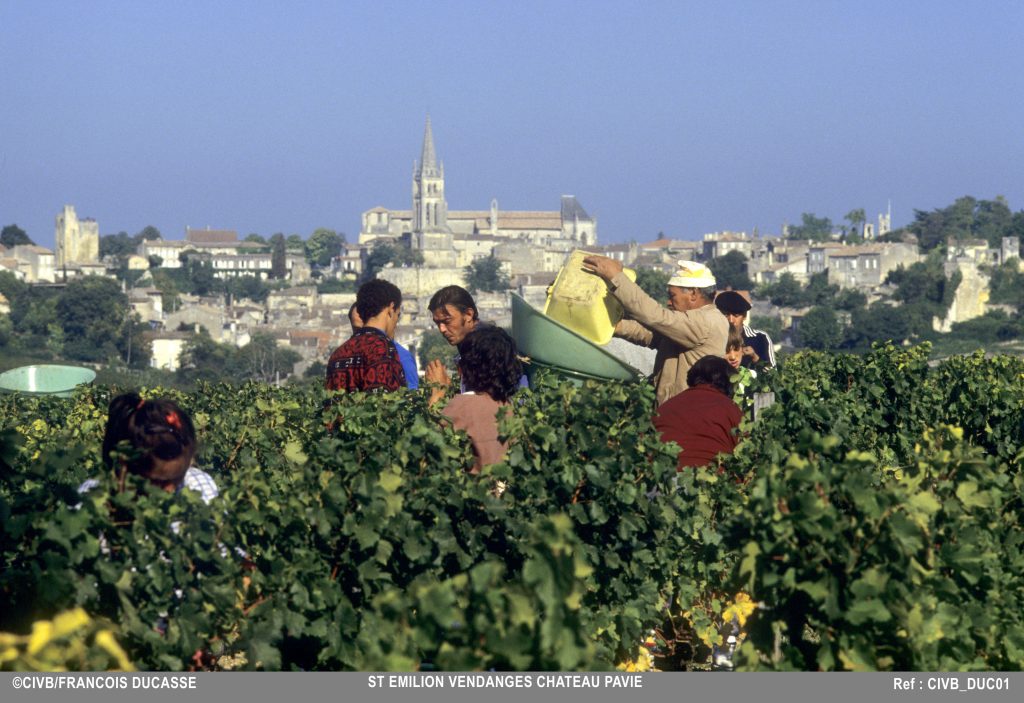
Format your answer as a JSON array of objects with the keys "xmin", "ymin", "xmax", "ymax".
[{"xmin": 434, "ymin": 326, "xmax": 523, "ymax": 473}]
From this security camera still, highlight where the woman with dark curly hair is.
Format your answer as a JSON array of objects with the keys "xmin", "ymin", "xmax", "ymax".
[{"xmin": 435, "ymin": 325, "xmax": 523, "ymax": 473}]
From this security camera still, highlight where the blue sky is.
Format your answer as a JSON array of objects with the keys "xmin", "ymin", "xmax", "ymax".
[{"xmin": 2, "ymin": 1, "xmax": 1022, "ymax": 248}]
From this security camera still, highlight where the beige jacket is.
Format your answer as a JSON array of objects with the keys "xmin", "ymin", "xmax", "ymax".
[{"xmin": 610, "ymin": 271, "xmax": 730, "ymax": 406}]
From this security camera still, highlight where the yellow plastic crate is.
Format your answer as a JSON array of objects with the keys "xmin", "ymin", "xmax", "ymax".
[{"xmin": 543, "ymin": 250, "xmax": 636, "ymax": 345}]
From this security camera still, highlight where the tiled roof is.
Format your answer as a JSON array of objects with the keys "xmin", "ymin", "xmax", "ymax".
[
  {"xmin": 186, "ymin": 228, "xmax": 238, "ymax": 244},
  {"xmin": 13, "ymin": 245, "xmax": 54, "ymax": 255}
]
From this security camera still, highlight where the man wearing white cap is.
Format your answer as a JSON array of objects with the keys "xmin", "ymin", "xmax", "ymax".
[{"xmin": 582, "ymin": 255, "xmax": 729, "ymax": 406}]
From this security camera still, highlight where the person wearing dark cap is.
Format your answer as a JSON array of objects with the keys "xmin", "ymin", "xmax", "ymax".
[{"xmin": 714, "ymin": 290, "xmax": 776, "ymax": 369}]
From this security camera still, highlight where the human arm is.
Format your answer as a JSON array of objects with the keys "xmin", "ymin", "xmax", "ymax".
[
  {"xmin": 614, "ymin": 318, "xmax": 655, "ymax": 348},
  {"xmin": 609, "ymin": 272, "xmax": 712, "ymax": 349},
  {"xmin": 580, "ymin": 255, "xmax": 656, "ymax": 347},
  {"xmin": 745, "ymin": 330, "xmax": 776, "ymax": 368}
]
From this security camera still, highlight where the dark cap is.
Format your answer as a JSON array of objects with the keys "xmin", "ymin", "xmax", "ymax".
[{"xmin": 714, "ymin": 290, "xmax": 752, "ymax": 314}]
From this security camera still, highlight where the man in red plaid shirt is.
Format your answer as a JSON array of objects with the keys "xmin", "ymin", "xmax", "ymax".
[{"xmin": 326, "ymin": 279, "xmax": 406, "ymax": 393}]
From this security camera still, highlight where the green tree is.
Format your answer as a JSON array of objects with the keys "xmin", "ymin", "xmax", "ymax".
[
  {"xmin": 749, "ymin": 314, "xmax": 782, "ymax": 342},
  {"xmin": 844, "ymin": 208, "xmax": 866, "ymax": 238},
  {"xmin": 225, "ymin": 275, "xmax": 270, "ymax": 304},
  {"xmin": 885, "ymin": 256, "xmax": 961, "ymax": 337},
  {"xmin": 237, "ymin": 333, "xmax": 302, "ymax": 383},
  {"xmin": 1, "ymin": 224, "xmax": 33, "ymax": 248},
  {"xmin": 844, "ymin": 302, "xmax": 911, "ymax": 349},
  {"xmin": 834, "ymin": 287, "xmax": 867, "ymax": 312},
  {"xmin": 634, "ymin": 267, "xmax": 670, "ymax": 300},
  {"xmin": 945, "ymin": 309, "xmax": 1024, "ymax": 344},
  {"xmin": 0, "ymin": 314, "xmax": 12, "ymax": 347},
  {"xmin": 759, "ymin": 272, "xmax": 805, "ymax": 307},
  {"xmin": 788, "ymin": 213, "xmax": 834, "ymax": 241},
  {"xmin": 803, "ymin": 271, "xmax": 838, "ymax": 307},
  {"xmin": 798, "ymin": 306, "xmax": 840, "ymax": 350},
  {"xmin": 908, "ymin": 195, "xmax": 1023, "ymax": 251},
  {"xmin": 245, "ymin": 233, "xmax": 267, "ymax": 244},
  {"xmin": 286, "ymin": 234, "xmax": 305, "ymax": 251},
  {"xmin": 317, "ymin": 278, "xmax": 357, "ymax": 294},
  {"xmin": 122, "ymin": 314, "xmax": 153, "ymax": 368},
  {"xmin": 303, "ymin": 360, "xmax": 326, "ymax": 379},
  {"xmin": 362, "ymin": 242, "xmax": 424, "ymax": 281},
  {"xmin": 150, "ymin": 269, "xmax": 183, "ymax": 312},
  {"xmin": 973, "ymin": 196, "xmax": 1013, "ymax": 246},
  {"xmin": 55, "ymin": 276, "xmax": 128, "ymax": 362},
  {"xmin": 177, "ymin": 330, "xmax": 237, "ymax": 383},
  {"xmin": 306, "ymin": 228, "xmax": 345, "ymax": 267},
  {"xmin": 270, "ymin": 234, "xmax": 288, "ymax": 279},
  {"xmin": 180, "ymin": 255, "xmax": 218, "ymax": 296},
  {"xmin": 10, "ymin": 287, "xmax": 60, "ymax": 340},
  {"xmin": 136, "ymin": 225, "xmax": 162, "ymax": 241},
  {"xmin": 100, "ymin": 231, "xmax": 139, "ymax": 260},
  {"xmin": 987, "ymin": 258, "xmax": 1024, "ymax": 307},
  {"xmin": 148, "ymin": 255, "xmax": 163, "ymax": 269},
  {"xmin": 886, "ymin": 256, "xmax": 960, "ymax": 317},
  {"xmin": 464, "ymin": 254, "xmax": 509, "ymax": 293},
  {"xmin": 0, "ymin": 270, "xmax": 27, "ymax": 305},
  {"xmin": 708, "ymin": 251, "xmax": 753, "ymax": 290}
]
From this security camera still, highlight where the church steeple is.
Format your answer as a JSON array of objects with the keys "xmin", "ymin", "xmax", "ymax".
[
  {"xmin": 419, "ymin": 115, "xmax": 440, "ymax": 177},
  {"xmin": 412, "ymin": 115, "xmax": 448, "ymax": 234}
]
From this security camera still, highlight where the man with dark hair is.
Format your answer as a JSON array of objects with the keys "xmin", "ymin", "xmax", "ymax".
[
  {"xmin": 582, "ymin": 256, "xmax": 730, "ymax": 406},
  {"xmin": 428, "ymin": 285, "xmax": 480, "ymax": 347},
  {"xmin": 653, "ymin": 355, "xmax": 742, "ymax": 471},
  {"xmin": 326, "ymin": 279, "xmax": 405, "ymax": 392},
  {"xmin": 349, "ymin": 303, "xmax": 419, "ymax": 389},
  {"xmin": 425, "ymin": 284, "xmax": 527, "ymax": 392}
]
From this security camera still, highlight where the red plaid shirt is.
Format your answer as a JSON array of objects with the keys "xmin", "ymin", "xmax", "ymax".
[{"xmin": 325, "ymin": 327, "xmax": 405, "ymax": 393}]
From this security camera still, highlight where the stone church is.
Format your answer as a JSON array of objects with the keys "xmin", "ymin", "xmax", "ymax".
[{"xmin": 359, "ymin": 117, "xmax": 597, "ymax": 268}]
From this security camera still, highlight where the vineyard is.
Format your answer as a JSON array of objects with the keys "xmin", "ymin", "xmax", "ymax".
[{"xmin": 1, "ymin": 343, "xmax": 1022, "ymax": 671}]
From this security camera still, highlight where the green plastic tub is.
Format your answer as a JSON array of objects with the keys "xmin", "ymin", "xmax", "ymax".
[
  {"xmin": 0, "ymin": 365, "xmax": 97, "ymax": 397},
  {"xmin": 522, "ymin": 357, "xmax": 634, "ymax": 387},
  {"xmin": 511, "ymin": 294, "xmax": 642, "ymax": 383}
]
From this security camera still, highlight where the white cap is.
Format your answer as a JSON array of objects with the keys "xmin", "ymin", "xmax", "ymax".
[{"xmin": 668, "ymin": 260, "xmax": 716, "ymax": 288}]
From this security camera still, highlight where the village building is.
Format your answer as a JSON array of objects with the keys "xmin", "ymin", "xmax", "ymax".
[
  {"xmin": 702, "ymin": 231, "xmax": 755, "ymax": 260},
  {"xmin": 138, "ymin": 227, "xmax": 311, "ymax": 281},
  {"xmin": 8, "ymin": 245, "xmax": 56, "ymax": 283},
  {"xmin": 825, "ymin": 242, "xmax": 920, "ymax": 288}
]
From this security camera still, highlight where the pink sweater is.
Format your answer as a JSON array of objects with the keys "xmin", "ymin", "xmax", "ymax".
[{"xmin": 441, "ymin": 393, "xmax": 510, "ymax": 473}]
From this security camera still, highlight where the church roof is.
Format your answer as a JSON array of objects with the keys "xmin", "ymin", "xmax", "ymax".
[
  {"xmin": 561, "ymin": 195, "xmax": 593, "ymax": 222},
  {"xmin": 418, "ymin": 115, "xmax": 440, "ymax": 176},
  {"xmin": 447, "ymin": 210, "xmax": 562, "ymax": 230}
]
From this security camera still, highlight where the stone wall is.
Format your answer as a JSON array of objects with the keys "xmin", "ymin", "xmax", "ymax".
[
  {"xmin": 933, "ymin": 261, "xmax": 991, "ymax": 333},
  {"xmin": 377, "ymin": 266, "xmax": 466, "ymax": 298}
]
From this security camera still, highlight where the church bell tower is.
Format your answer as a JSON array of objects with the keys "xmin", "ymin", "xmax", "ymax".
[{"xmin": 412, "ymin": 115, "xmax": 448, "ymax": 233}]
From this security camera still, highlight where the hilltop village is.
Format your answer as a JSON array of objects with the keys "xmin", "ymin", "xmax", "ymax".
[{"xmin": 1, "ymin": 119, "xmax": 1022, "ymax": 382}]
